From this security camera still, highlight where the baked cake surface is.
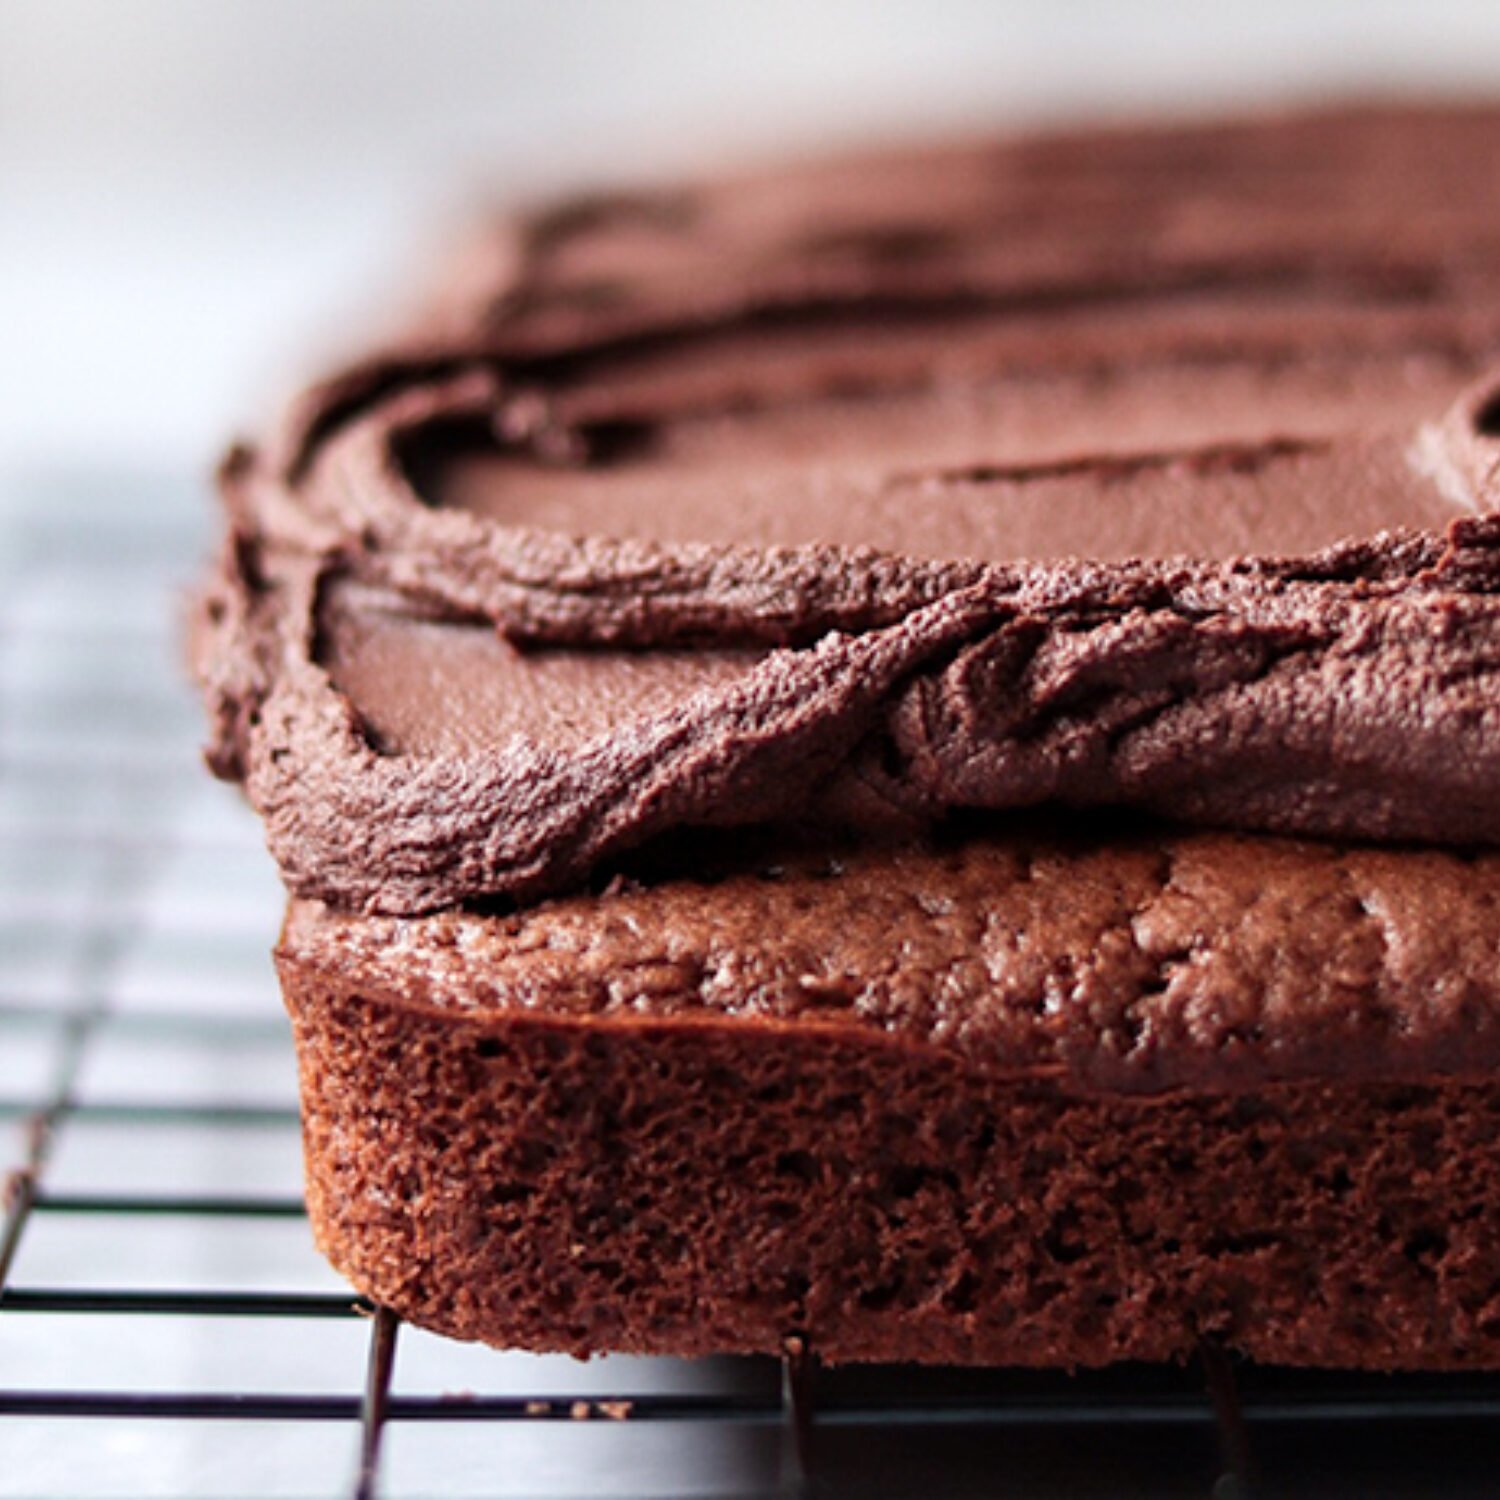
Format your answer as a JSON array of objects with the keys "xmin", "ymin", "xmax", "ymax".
[{"xmin": 199, "ymin": 105, "xmax": 1500, "ymax": 1366}]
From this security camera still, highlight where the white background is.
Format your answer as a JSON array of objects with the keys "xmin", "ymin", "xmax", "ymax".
[{"xmin": 3, "ymin": 0, "xmax": 1500, "ymax": 484}]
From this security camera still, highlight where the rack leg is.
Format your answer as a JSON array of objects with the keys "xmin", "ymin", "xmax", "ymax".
[
  {"xmin": 354, "ymin": 1305, "xmax": 400, "ymax": 1500},
  {"xmin": 781, "ymin": 1335, "xmax": 815, "ymax": 1495},
  {"xmin": 1199, "ymin": 1337, "xmax": 1256, "ymax": 1499}
]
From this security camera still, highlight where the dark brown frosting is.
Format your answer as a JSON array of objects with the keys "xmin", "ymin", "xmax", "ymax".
[{"xmin": 198, "ymin": 105, "xmax": 1500, "ymax": 916}]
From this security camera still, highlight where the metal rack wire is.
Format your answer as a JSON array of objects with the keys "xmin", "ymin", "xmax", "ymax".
[{"xmin": 4, "ymin": 474, "xmax": 1500, "ymax": 1499}]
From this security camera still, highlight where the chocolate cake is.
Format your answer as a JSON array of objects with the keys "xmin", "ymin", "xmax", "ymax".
[{"xmin": 198, "ymin": 105, "xmax": 1500, "ymax": 1367}]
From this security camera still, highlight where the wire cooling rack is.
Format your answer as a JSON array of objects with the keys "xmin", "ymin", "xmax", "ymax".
[{"xmin": 5, "ymin": 472, "xmax": 1500, "ymax": 1499}]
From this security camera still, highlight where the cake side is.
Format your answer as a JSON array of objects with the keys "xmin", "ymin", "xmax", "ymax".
[
  {"xmin": 281, "ymin": 937, "xmax": 1500, "ymax": 1368},
  {"xmin": 279, "ymin": 829, "xmax": 1500, "ymax": 1367}
]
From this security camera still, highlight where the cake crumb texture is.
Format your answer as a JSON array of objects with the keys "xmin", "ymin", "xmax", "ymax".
[
  {"xmin": 284, "ymin": 964, "xmax": 1500, "ymax": 1368},
  {"xmin": 280, "ymin": 827, "xmax": 1500, "ymax": 1093}
]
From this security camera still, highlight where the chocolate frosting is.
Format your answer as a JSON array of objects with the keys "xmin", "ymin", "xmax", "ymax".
[{"xmin": 198, "ymin": 106, "xmax": 1500, "ymax": 916}]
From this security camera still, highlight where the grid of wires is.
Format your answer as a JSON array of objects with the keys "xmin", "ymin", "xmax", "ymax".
[{"xmin": 4, "ymin": 475, "xmax": 1500, "ymax": 1499}]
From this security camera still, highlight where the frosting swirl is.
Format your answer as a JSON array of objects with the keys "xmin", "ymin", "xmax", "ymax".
[{"xmin": 198, "ymin": 106, "xmax": 1500, "ymax": 914}]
